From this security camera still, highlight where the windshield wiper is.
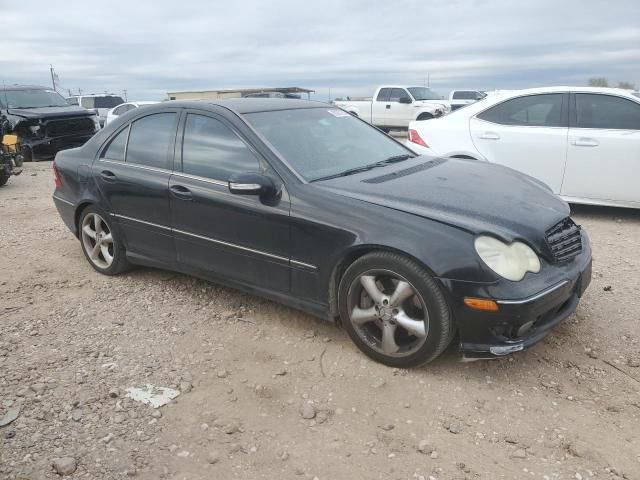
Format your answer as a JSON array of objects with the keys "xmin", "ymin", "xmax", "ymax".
[{"xmin": 311, "ymin": 154, "xmax": 415, "ymax": 182}]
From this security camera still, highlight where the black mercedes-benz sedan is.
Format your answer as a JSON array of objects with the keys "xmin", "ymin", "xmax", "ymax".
[{"xmin": 52, "ymin": 99, "xmax": 592, "ymax": 367}]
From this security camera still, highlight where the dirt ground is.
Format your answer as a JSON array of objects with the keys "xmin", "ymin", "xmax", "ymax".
[{"xmin": 1, "ymin": 161, "xmax": 639, "ymax": 480}]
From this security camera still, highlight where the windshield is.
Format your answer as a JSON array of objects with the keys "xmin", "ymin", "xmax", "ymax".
[
  {"xmin": 0, "ymin": 88, "xmax": 70, "ymax": 108},
  {"xmin": 407, "ymin": 87, "xmax": 442, "ymax": 101},
  {"xmin": 244, "ymin": 108, "xmax": 413, "ymax": 182}
]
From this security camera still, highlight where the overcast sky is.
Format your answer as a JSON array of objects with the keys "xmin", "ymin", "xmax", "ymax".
[{"xmin": 1, "ymin": 0, "xmax": 639, "ymax": 101}]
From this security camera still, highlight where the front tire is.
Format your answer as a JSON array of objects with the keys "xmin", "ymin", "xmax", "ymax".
[
  {"xmin": 416, "ymin": 113, "xmax": 434, "ymax": 121},
  {"xmin": 0, "ymin": 173, "xmax": 8, "ymax": 187},
  {"xmin": 338, "ymin": 251, "xmax": 454, "ymax": 367},
  {"xmin": 79, "ymin": 205, "xmax": 131, "ymax": 275}
]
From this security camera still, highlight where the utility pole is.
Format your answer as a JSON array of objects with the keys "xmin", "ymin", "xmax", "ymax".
[
  {"xmin": 328, "ymin": 87, "xmax": 331, "ymax": 103},
  {"xmin": 50, "ymin": 65, "xmax": 57, "ymax": 91},
  {"xmin": 122, "ymin": 89, "xmax": 128, "ymax": 101}
]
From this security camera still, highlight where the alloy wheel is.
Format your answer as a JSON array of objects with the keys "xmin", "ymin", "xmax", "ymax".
[
  {"xmin": 347, "ymin": 269, "xmax": 429, "ymax": 357},
  {"xmin": 81, "ymin": 213, "xmax": 114, "ymax": 269}
]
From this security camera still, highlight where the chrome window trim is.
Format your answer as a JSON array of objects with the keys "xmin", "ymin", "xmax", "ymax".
[
  {"xmin": 496, "ymin": 280, "xmax": 570, "ymax": 305},
  {"xmin": 52, "ymin": 194, "xmax": 74, "ymax": 207},
  {"xmin": 100, "ymin": 158, "xmax": 173, "ymax": 175},
  {"xmin": 171, "ymin": 171, "xmax": 227, "ymax": 187}
]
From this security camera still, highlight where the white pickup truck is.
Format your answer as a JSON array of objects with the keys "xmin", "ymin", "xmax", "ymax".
[{"xmin": 333, "ymin": 86, "xmax": 451, "ymax": 131}]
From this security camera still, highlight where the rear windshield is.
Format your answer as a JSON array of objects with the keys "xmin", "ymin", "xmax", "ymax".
[
  {"xmin": 244, "ymin": 107, "xmax": 412, "ymax": 182},
  {"xmin": 0, "ymin": 88, "xmax": 69, "ymax": 109}
]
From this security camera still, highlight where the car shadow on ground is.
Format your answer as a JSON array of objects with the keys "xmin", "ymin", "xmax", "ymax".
[{"xmin": 570, "ymin": 203, "xmax": 640, "ymax": 221}]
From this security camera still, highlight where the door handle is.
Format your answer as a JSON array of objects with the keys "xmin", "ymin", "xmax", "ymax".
[
  {"xmin": 480, "ymin": 132, "xmax": 500, "ymax": 140},
  {"xmin": 100, "ymin": 170, "xmax": 117, "ymax": 182},
  {"xmin": 572, "ymin": 138, "xmax": 599, "ymax": 147},
  {"xmin": 386, "ymin": 104, "xmax": 391, "ymax": 109},
  {"xmin": 169, "ymin": 184, "xmax": 193, "ymax": 201}
]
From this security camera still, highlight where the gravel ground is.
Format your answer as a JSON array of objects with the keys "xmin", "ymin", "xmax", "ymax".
[{"xmin": 1, "ymin": 162, "xmax": 639, "ymax": 480}]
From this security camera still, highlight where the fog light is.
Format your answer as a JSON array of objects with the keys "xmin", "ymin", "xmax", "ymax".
[
  {"xmin": 489, "ymin": 344, "xmax": 524, "ymax": 356},
  {"xmin": 463, "ymin": 297, "xmax": 499, "ymax": 312}
]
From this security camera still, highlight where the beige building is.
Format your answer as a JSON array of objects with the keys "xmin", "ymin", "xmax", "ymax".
[{"xmin": 166, "ymin": 87, "xmax": 314, "ymax": 101}]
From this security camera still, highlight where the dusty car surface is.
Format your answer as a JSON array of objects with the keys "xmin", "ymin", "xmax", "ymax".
[
  {"xmin": 1, "ymin": 85, "xmax": 100, "ymax": 161},
  {"xmin": 52, "ymin": 99, "xmax": 592, "ymax": 367}
]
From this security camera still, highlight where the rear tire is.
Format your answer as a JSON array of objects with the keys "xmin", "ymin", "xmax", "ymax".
[
  {"xmin": 338, "ymin": 251, "xmax": 454, "ymax": 367},
  {"xmin": 79, "ymin": 205, "xmax": 132, "ymax": 275}
]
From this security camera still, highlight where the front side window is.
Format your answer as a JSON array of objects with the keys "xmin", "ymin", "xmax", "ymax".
[
  {"xmin": 101, "ymin": 127, "xmax": 128, "ymax": 161},
  {"xmin": 126, "ymin": 113, "xmax": 177, "ymax": 169},
  {"xmin": 575, "ymin": 94, "xmax": 640, "ymax": 130},
  {"xmin": 389, "ymin": 88, "xmax": 410, "ymax": 103},
  {"xmin": 245, "ymin": 107, "xmax": 413, "ymax": 182},
  {"xmin": 477, "ymin": 94, "xmax": 565, "ymax": 127},
  {"xmin": 181, "ymin": 114, "xmax": 261, "ymax": 180}
]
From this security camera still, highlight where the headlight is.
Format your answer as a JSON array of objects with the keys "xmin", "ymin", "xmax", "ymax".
[
  {"xmin": 29, "ymin": 125, "xmax": 41, "ymax": 134},
  {"xmin": 474, "ymin": 235, "xmax": 540, "ymax": 281}
]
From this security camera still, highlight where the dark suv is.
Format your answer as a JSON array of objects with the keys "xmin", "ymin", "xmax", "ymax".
[{"xmin": 0, "ymin": 85, "xmax": 100, "ymax": 161}]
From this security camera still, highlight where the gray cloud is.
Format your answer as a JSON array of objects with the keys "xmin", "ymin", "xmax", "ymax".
[{"xmin": 1, "ymin": 0, "xmax": 638, "ymax": 101}]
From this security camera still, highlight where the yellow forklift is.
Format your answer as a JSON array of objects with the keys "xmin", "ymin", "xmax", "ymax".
[{"xmin": 1, "ymin": 123, "xmax": 23, "ymax": 186}]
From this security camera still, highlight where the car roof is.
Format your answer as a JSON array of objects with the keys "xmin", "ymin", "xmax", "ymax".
[
  {"xmin": 0, "ymin": 84, "xmax": 53, "ymax": 91},
  {"xmin": 150, "ymin": 98, "xmax": 330, "ymax": 114},
  {"xmin": 68, "ymin": 94, "xmax": 123, "ymax": 98},
  {"xmin": 491, "ymin": 85, "xmax": 637, "ymax": 98}
]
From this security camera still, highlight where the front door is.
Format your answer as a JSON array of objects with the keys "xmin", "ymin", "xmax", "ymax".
[
  {"xmin": 469, "ymin": 93, "xmax": 569, "ymax": 193},
  {"xmin": 561, "ymin": 93, "xmax": 640, "ymax": 205},
  {"xmin": 169, "ymin": 111, "xmax": 291, "ymax": 292},
  {"xmin": 95, "ymin": 111, "xmax": 179, "ymax": 261}
]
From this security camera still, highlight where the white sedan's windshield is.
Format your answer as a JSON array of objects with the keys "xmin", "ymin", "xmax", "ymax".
[{"xmin": 244, "ymin": 108, "xmax": 412, "ymax": 181}]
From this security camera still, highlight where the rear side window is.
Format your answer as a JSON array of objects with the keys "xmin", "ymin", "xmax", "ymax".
[
  {"xmin": 478, "ymin": 94, "xmax": 565, "ymax": 127},
  {"xmin": 101, "ymin": 127, "xmax": 128, "ymax": 161},
  {"xmin": 181, "ymin": 114, "xmax": 261, "ymax": 180},
  {"xmin": 126, "ymin": 113, "xmax": 177, "ymax": 169},
  {"xmin": 376, "ymin": 88, "xmax": 392, "ymax": 102},
  {"xmin": 81, "ymin": 97, "xmax": 94, "ymax": 109},
  {"xmin": 575, "ymin": 94, "xmax": 640, "ymax": 130}
]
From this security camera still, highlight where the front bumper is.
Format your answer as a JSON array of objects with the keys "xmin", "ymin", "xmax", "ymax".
[
  {"xmin": 26, "ymin": 134, "xmax": 94, "ymax": 160},
  {"xmin": 441, "ymin": 234, "xmax": 592, "ymax": 359}
]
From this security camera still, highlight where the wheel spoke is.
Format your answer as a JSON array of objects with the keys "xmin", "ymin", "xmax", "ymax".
[
  {"xmin": 351, "ymin": 306, "xmax": 377, "ymax": 325},
  {"xmin": 94, "ymin": 216, "xmax": 102, "ymax": 236},
  {"xmin": 395, "ymin": 310, "xmax": 426, "ymax": 338},
  {"xmin": 360, "ymin": 275, "xmax": 383, "ymax": 304},
  {"xmin": 389, "ymin": 281, "xmax": 414, "ymax": 307},
  {"xmin": 100, "ymin": 244, "xmax": 113, "ymax": 265},
  {"xmin": 381, "ymin": 322, "xmax": 399, "ymax": 354},
  {"xmin": 101, "ymin": 233, "xmax": 113, "ymax": 244},
  {"xmin": 90, "ymin": 242, "xmax": 101, "ymax": 260},
  {"xmin": 82, "ymin": 224, "xmax": 96, "ymax": 239}
]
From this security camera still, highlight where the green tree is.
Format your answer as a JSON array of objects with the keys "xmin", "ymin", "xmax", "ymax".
[
  {"xmin": 617, "ymin": 81, "xmax": 636, "ymax": 90},
  {"xmin": 588, "ymin": 77, "xmax": 609, "ymax": 87}
]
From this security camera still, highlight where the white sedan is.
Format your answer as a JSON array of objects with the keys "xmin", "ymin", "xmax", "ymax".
[
  {"xmin": 105, "ymin": 101, "xmax": 158, "ymax": 125},
  {"xmin": 407, "ymin": 86, "xmax": 640, "ymax": 209}
]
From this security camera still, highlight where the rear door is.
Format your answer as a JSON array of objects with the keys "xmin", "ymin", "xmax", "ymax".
[
  {"xmin": 561, "ymin": 93, "xmax": 640, "ymax": 205},
  {"xmin": 169, "ymin": 110, "xmax": 291, "ymax": 292},
  {"xmin": 95, "ymin": 111, "xmax": 179, "ymax": 262},
  {"xmin": 469, "ymin": 93, "xmax": 569, "ymax": 193}
]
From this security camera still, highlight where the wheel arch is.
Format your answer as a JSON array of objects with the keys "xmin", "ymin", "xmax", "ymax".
[
  {"xmin": 328, "ymin": 244, "xmax": 441, "ymax": 320},
  {"xmin": 74, "ymin": 201, "xmax": 94, "ymax": 237}
]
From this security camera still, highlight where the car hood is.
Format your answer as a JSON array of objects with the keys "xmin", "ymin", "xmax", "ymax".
[
  {"xmin": 5, "ymin": 105, "xmax": 94, "ymax": 120},
  {"xmin": 315, "ymin": 157, "xmax": 569, "ymax": 249},
  {"xmin": 413, "ymin": 100, "xmax": 448, "ymax": 110}
]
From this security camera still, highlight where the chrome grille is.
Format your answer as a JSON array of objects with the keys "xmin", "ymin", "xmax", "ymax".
[{"xmin": 545, "ymin": 218, "xmax": 582, "ymax": 262}]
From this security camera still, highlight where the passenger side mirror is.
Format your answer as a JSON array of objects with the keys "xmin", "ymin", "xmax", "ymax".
[
  {"xmin": 228, "ymin": 172, "xmax": 277, "ymax": 198},
  {"xmin": 399, "ymin": 97, "xmax": 412, "ymax": 104}
]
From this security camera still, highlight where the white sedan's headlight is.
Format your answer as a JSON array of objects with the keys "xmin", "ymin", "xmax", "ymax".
[{"xmin": 474, "ymin": 236, "xmax": 540, "ymax": 281}]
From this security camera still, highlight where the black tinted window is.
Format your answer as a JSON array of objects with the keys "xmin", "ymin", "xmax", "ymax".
[
  {"xmin": 182, "ymin": 114, "xmax": 260, "ymax": 180},
  {"xmin": 126, "ymin": 113, "xmax": 177, "ymax": 169},
  {"xmin": 478, "ymin": 94, "xmax": 565, "ymax": 127},
  {"xmin": 453, "ymin": 91, "xmax": 476, "ymax": 100},
  {"xmin": 376, "ymin": 88, "xmax": 391, "ymax": 102},
  {"xmin": 94, "ymin": 96, "xmax": 125, "ymax": 108},
  {"xmin": 389, "ymin": 88, "xmax": 409, "ymax": 102},
  {"xmin": 101, "ymin": 127, "xmax": 128, "ymax": 161},
  {"xmin": 576, "ymin": 94, "xmax": 640, "ymax": 130}
]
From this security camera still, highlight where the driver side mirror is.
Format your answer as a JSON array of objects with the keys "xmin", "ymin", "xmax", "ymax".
[
  {"xmin": 228, "ymin": 172, "xmax": 277, "ymax": 198},
  {"xmin": 399, "ymin": 97, "xmax": 412, "ymax": 104}
]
